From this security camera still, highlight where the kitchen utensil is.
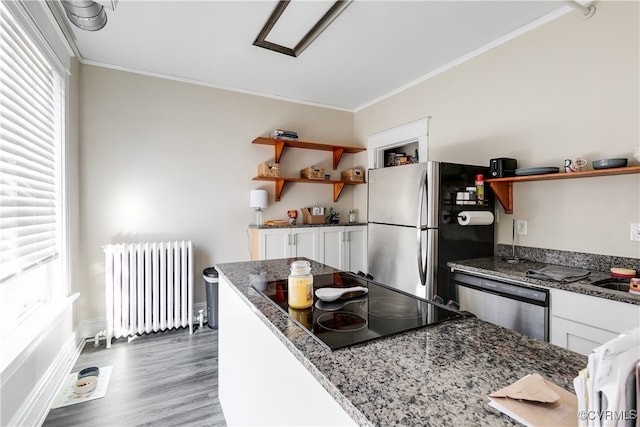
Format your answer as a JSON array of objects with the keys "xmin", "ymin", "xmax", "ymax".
[
  {"xmin": 73, "ymin": 376, "xmax": 98, "ymax": 394},
  {"xmin": 315, "ymin": 286, "xmax": 368, "ymax": 302},
  {"xmin": 315, "ymin": 294, "xmax": 368, "ymax": 311},
  {"xmin": 515, "ymin": 167, "xmax": 560, "ymax": 176},
  {"xmin": 592, "ymin": 158, "xmax": 628, "ymax": 170}
]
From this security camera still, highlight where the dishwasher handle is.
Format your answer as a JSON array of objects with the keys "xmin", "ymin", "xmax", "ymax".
[{"xmin": 452, "ymin": 272, "xmax": 549, "ymax": 306}]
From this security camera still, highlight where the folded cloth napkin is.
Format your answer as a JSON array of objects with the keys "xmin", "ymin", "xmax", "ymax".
[{"xmin": 525, "ymin": 265, "xmax": 590, "ymax": 283}]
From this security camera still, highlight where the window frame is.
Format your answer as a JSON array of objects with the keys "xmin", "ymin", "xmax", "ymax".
[{"xmin": 0, "ymin": 0, "xmax": 70, "ymax": 333}]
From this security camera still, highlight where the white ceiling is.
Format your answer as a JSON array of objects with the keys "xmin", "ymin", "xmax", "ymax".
[{"xmin": 52, "ymin": 0, "xmax": 578, "ymax": 111}]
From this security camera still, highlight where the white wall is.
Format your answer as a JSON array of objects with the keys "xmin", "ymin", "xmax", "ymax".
[
  {"xmin": 354, "ymin": 1, "xmax": 640, "ymax": 259},
  {"xmin": 77, "ymin": 66, "xmax": 359, "ymax": 322}
]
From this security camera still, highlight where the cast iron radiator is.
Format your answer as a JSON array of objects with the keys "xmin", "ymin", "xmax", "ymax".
[{"xmin": 103, "ymin": 241, "xmax": 193, "ymax": 348}]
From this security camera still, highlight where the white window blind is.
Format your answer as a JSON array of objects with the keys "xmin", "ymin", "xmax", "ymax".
[{"xmin": 0, "ymin": 3, "xmax": 62, "ymax": 284}]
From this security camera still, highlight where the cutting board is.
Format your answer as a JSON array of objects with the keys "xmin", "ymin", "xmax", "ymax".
[{"xmin": 487, "ymin": 376, "xmax": 578, "ymax": 427}]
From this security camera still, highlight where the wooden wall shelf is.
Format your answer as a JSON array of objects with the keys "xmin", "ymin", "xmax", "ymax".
[
  {"xmin": 252, "ymin": 137, "xmax": 365, "ymax": 170},
  {"xmin": 252, "ymin": 136, "xmax": 366, "ymax": 202},
  {"xmin": 252, "ymin": 176, "xmax": 365, "ymax": 202},
  {"xmin": 487, "ymin": 165, "xmax": 640, "ymax": 214}
]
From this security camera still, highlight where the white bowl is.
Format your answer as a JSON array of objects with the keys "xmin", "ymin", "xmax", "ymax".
[
  {"xmin": 633, "ymin": 147, "xmax": 640, "ymax": 162},
  {"xmin": 73, "ymin": 376, "xmax": 98, "ymax": 394}
]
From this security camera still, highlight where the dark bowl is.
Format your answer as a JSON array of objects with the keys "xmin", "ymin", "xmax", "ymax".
[
  {"xmin": 592, "ymin": 158, "xmax": 628, "ymax": 170},
  {"xmin": 78, "ymin": 366, "xmax": 100, "ymax": 379}
]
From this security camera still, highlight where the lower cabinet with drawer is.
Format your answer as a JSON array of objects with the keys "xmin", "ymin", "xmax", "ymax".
[
  {"xmin": 549, "ymin": 288, "xmax": 640, "ymax": 355},
  {"xmin": 249, "ymin": 225, "xmax": 367, "ymax": 273}
]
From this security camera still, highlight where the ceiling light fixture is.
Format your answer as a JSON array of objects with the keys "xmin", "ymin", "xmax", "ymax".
[
  {"xmin": 254, "ymin": 0, "xmax": 352, "ymax": 57},
  {"xmin": 61, "ymin": 0, "xmax": 116, "ymax": 31}
]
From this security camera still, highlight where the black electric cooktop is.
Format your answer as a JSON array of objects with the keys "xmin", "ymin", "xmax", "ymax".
[{"xmin": 253, "ymin": 271, "xmax": 464, "ymax": 350}]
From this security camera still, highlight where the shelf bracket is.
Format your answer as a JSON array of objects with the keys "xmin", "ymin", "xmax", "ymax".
[
  {"xmin": 485, "ymin": 166, "xmax": 640, "ymax": 214},
  {"xmin": 273, "ymin": 179, "xmax": 285, "ymax": 201},
  {"xmin": 273, "ymin": 141, "xmax": 285, "ymax": 163},
  {"xmin": 332, "ymin": 182, "xmax": 345, "ymax": 202},
  {"xmin": 488, "ymin": 181, "xmax": 513, "ymax": 214},
  {"xmin": 332, "ymin": 147, "xmax": 345, "ymax": 170}
]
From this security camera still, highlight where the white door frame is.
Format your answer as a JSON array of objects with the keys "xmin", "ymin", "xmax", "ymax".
[{"xmin": 367, "ymin": 118, "xmax": 430, "ymax": 169}]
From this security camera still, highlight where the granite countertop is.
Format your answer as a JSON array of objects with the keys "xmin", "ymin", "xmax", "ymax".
[
  {"xmin": 448, "ymin": 256, "xmax": 640, "ymax": 306},
  {"xmin": 215, "ymin": 258, "xmax": 587, "ymax": 427}
]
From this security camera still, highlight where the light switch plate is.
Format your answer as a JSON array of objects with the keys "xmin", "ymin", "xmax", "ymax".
[{"xmin": 631, "ymin": 223, "xmax": 640, "ymax": 241}]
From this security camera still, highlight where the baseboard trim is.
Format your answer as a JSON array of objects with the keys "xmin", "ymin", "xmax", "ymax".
[
  {"xmin": 79, "ymin": 316, "xmax": 106, "ymax": 339},
  {"xmin": 10, "ymin": 329, "xmax": 85, "ymax": 427},
  {"xmin": 79, "ymin": 302, "xmax": 208, "ymax": 340}
]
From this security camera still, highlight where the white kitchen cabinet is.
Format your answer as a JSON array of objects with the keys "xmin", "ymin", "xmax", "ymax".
[
  {"xmin": 250, "ymin": 226, "xmax": 367, "ymax": 272},
  {"xmin": 250, "ymin": 227, "xmax": 319, "ymax": 261},
  {"xmin": 345, "ymin": 226, "xmax": 367, "ymax": 273},
  {"xmin": 318, "ymin": 226, "xmax": 367, "ymax": 273},
  {"xmin": 550, "ymin": 288, "xmax": 640, "ymax": 355}
]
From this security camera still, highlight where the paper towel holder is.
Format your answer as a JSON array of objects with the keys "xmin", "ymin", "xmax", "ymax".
[{"xmin": 457, "ymin": 210, "xmax": 494, "ymax": 226}]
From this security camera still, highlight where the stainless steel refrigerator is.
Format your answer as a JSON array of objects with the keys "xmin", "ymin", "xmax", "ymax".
[{"xmin": 367, "ymin": 161, "xmax": 494, "ymax": 302}]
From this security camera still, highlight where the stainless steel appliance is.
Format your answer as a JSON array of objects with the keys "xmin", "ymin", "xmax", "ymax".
[
  {"xmin": 367, "ymin": 161, "xmax": 494, "ymax": 302},
  {"xmin": 452, "ymin": 272, "xmax": 549, "ymax": 341},
  {"xmin": 254, "ymin": 271, "xmax": 466, "ymax": 350}
]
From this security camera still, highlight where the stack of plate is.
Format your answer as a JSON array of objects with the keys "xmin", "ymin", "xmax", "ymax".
[{"xmin": 515, "ymin": 167, "xmax": 559, "ymax": 176}]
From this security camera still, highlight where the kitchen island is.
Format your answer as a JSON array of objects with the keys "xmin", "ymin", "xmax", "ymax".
[{"xmin": 215, "ymin": 258, "xmax": 587, "ymax": 426}]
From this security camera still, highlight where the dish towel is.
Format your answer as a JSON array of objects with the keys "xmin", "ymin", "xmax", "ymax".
[{"xmin": 525, "ymin": 266, "xmax": 591, "ymax": 283}]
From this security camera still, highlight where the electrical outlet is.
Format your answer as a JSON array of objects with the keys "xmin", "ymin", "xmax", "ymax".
[
  {"xmin": 516, "ymin": 220, "xmax": 528, "ymax": 235},
  {"xmin": 631, "ymin": 223, "xmax": 640, "ymax": 242}
]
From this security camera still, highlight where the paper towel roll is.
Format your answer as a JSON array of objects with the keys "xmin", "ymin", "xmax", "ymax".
[{"xmin": 457, "ymin": 211, "xmax": 494, "ymax": 226}]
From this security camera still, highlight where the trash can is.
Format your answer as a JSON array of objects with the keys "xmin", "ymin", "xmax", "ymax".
[{"xmin": 203, "ymin": 267, "xmax": 219, "ymax": 329}]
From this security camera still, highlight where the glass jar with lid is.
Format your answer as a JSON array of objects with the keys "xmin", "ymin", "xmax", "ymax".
[{"xmin": 288, "ymin": 260, "xmax": 313, "ymax": 309}]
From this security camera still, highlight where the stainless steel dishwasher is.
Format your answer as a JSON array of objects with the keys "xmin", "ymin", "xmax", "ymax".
[{"xmin": 451, "ymin": 271, "xmax": 549, "ymax": 341}]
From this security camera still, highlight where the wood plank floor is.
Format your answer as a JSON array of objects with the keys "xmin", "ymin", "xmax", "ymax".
[{"xmin": 43, "ymin": 326, "xmax": 227, "ymax": 427}]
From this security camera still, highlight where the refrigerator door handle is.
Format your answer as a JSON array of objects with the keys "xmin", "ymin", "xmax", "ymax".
[
  {"xmin": 425, "ymin": 229, "xmax": 437, "ymax": 299},
  {"xmin": 417, "ymin": 168, "xmax": 428, "ymax": 287}
]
